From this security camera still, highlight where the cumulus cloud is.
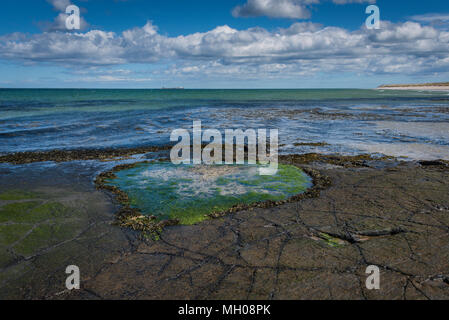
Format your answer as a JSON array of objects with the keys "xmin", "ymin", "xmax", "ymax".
[
  {"xmin": 47, "ymin": 0, "xmax": 72, "ymax": 11},
  {"xmin": 410, "ymin": 13, "xmax": 449, "ymax": 23},
  {"xmin": 232, "ymin": 0, "xmax": 318, "ymax": 19},
  {"xmin": 0, "ymin": 20, "xmax": 448, "ymax": 80},
  {"xmin": 232, "ymin": 0, "xmax": 375, "ymax": 19}
]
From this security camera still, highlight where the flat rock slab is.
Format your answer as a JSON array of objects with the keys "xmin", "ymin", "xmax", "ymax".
[
  {"xmin": 1, "ymin": 161, "xmax": 449, "ymax": 300},
  {"xmin": 0, "ymin": 187, "xmax": 133, "ymax": 300}
]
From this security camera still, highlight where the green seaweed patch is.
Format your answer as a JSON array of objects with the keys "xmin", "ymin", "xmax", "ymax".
[
  {"xmin": 0, "ymin": 190, "xmax": 40, "ymax": 201},
  {"xmin": 293, "ymin": 142, "xmax": 329, "ymax": 147},
  {"xmin": 280, "ymin": 153, "xmax": 395, "ymax": 168},
  {"xmin": 318, "ymin": 233, "xmax": 346, "ymax": 248},
  {"xmin": 0, "ymin": 224, "xmax": 32, "ymax": 247},
  {"xmin": 0, "ymin": 201, "xmax": 69, "ymax": 224},
  {"xmin": 0, "ymin": 194, "xmax": 84, "ymax": 260},
  {"xmin": 30, "ymin": 202, "xmax": 70, "ymax": 220},
  {"xmin": 0, "ymin": 145, "xmax": 174, "ymax": 165},
  {"xmin": 13, "ymin": 220, "xmax": 85, "ymax": 257},
  {"xmin": 0, "ymin": 201, "xmax": 42, "ymax": 223}
]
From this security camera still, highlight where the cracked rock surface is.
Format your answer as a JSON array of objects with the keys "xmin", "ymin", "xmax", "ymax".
[{"xmin": 1, "ymin": 160, "xmax": 448, "ymax": 300}]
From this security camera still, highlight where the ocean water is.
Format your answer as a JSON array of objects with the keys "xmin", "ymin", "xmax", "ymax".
[{"xmin": 1, "ymin": 88, "xmax": 449, "ymax": 160}]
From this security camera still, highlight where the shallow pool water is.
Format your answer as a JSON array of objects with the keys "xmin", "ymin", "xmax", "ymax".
[{"xmin": 105, "ymin": 162, "xmax": 312, "ymax": 225}]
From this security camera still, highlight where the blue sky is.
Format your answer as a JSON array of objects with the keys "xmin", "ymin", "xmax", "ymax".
[{"xmin": 0, "ymin": 0, "xmax": 448, "ymax": 88}]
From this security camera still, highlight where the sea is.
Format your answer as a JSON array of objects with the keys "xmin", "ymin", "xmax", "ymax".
[{"xmin": 1, "ymin": 88, "xmax": 449, "ymax": 161}]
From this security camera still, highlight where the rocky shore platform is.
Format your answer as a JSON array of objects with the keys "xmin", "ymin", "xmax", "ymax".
[{"xmin": 0, "ymin": 153, "xmax": 448, "ymax": 300}]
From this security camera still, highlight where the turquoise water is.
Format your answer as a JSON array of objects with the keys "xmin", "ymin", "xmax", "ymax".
[
  {"xmin": 105, "ymin": 162, "xmax": 312, "ymax": 224},
  {"xmin": 1, "ymin": 88, "xmax": 449, "ymax": 159}
]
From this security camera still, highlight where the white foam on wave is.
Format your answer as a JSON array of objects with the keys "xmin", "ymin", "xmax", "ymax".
[
  {"xmin": 136, "ymin": 164, "xmax": 276, "ymax": 198},
  {"xmin": 349, "ymin": 142, "xmax": 449, "ymax": 161},
  {"xmin": 374, "ymin": 121, "xmax": 449, "ymax": 141}
]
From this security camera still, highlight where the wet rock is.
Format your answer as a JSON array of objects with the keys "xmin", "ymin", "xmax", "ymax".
[{"xmin": 419, "ymin": 160, "xmax": 448, "ymax": 167}]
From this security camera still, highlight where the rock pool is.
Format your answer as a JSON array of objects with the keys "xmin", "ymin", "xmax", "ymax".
[{"xmin": 105, "ymin": 162, "xmax": 312, "ymax": 225}]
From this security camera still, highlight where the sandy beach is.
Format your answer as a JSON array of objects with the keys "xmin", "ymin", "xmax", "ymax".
[
  {"xmin": 378, "ymin": 86, "xmax": 449, "ymax": 92},
  {"xmin": 378, "ymin": 82, "xmax": 449, "ymax": 92}
]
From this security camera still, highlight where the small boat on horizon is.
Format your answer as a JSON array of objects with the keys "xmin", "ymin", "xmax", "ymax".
[{"xmin": 161, "ymin": 86, "xmax": 185, "ymax": 90}]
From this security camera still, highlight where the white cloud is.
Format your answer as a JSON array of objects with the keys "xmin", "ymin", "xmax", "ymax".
[
  {"xmin": 232, "ymin": 0, "xmax": 318, "ymax": 19},
  {"xmin": 47, "ymin": 0, "xmax": 72, "ymax": 11},
  {"xmin": 370, "ymin": 21, "xmax": 438, "ymax": 42},
  {"xmin": 77, "ymin": 75, "xmax": 152, "ymax": 82},
  {"xmin": 0, "ymin": 20, "xmax": 448, "ymax": 80},
  {"xmin": 410, "ymin": 13, "xmax": 449, "ymax": 28},
  {"xmin": 410, "ymin": 13, "xmax": 449, "ymax": 23}
]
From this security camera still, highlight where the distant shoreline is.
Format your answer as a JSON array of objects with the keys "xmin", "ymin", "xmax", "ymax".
[{"xmin": 378, "ymin": 82, "xmax": 449, "ymax": 91}]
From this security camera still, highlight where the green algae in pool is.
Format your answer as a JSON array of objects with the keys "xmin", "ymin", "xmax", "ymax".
[{"xmin": 105, "ymin": 162, "xmax": 312, "ymax": 225}]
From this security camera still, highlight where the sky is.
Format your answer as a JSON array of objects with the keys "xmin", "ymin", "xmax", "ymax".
[{"xmin": 0, "ymin": 0, "xmax": 448, "ymax": 88}]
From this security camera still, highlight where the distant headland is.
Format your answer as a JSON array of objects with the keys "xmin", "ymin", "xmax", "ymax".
[{"xmin": 378, "ymin": 82, "xmax": 449, "ymax": 91}]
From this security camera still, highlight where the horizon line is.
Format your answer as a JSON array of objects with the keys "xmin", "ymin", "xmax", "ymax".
[{"xmin": 0, "ymin": 87, "xmax": 377, "ymax": 90}]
